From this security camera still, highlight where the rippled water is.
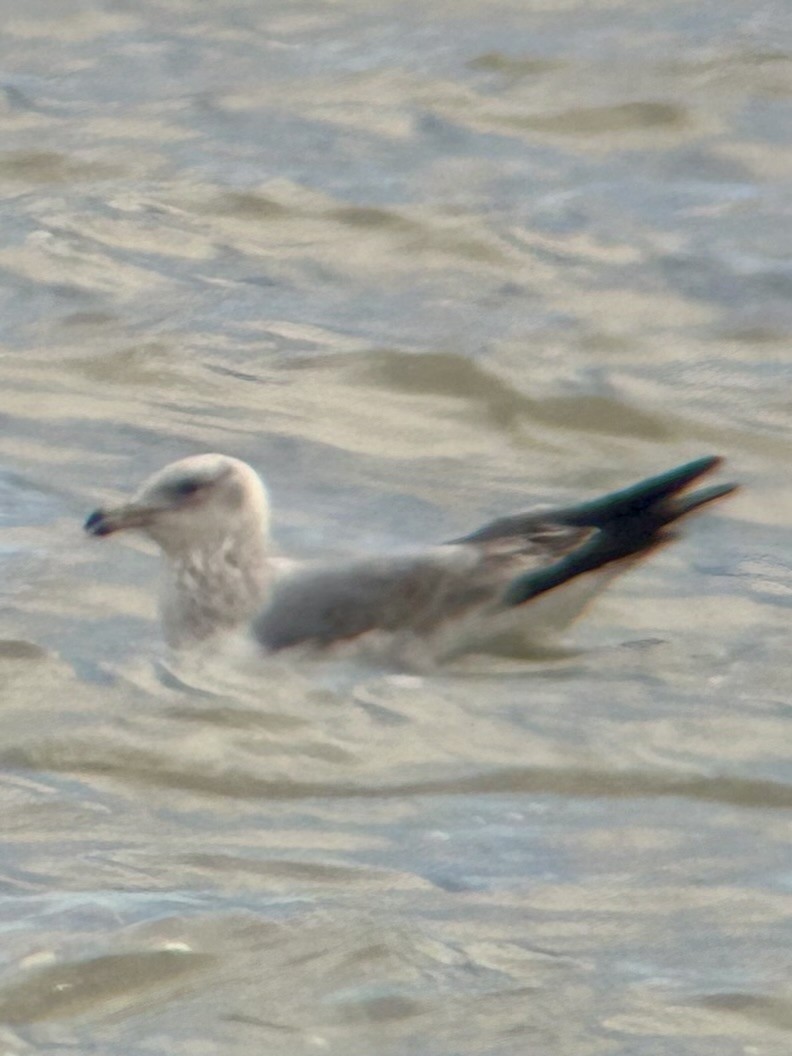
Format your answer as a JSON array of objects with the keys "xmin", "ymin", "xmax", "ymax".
[{"xmin": 0, "ymin": 1, "xmax": 790, "ymax": 1053}]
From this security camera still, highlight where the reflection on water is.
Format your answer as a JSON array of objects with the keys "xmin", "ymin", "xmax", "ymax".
[{"xmin": 0, "ymin": 0, "xmax": 790, "ymax": 1053}]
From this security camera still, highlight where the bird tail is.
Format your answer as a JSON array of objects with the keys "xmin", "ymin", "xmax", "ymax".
[{"xmin": 503, "ymin": 456, "xmax": 737, "ymax": 608}]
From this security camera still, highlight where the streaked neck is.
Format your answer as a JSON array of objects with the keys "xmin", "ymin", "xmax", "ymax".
[{"xmin": 160, "ymin": 530, "xmax": 271, "ymax": 648}]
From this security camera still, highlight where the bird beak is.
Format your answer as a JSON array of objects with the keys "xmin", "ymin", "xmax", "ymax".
[{"xmin": 84, "ymin": 502, "xmax": 157, "ymax": 537}]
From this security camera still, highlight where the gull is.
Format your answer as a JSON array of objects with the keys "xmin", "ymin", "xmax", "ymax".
[{"xmin": 84, "ymin": 454, "xmax": 736, "ymax": 662}]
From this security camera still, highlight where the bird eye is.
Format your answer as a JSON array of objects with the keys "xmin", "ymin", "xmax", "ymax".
[{"xmin": 171, "ymin": 478, "xmax": 203, "ymax": 499}]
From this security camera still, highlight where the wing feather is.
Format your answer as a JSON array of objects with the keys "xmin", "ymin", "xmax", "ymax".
[{"xmin": 253, "ymin": 527, "xmax": 585, "ymax": 652}]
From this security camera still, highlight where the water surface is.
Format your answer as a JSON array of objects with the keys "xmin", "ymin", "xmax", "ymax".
[{"xmin": 0, "ymin": 1, "xmax": 790, "ymax": 1053}]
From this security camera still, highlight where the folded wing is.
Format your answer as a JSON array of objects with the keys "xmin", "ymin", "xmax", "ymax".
[{"xmin": 252, "ymin": 456, "xmax": 736, "ymax": 653}]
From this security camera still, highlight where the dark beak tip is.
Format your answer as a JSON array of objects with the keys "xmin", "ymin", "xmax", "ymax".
[{"xmin": 84, "ymin": 509, "xmax": 114, "ymax": 537}]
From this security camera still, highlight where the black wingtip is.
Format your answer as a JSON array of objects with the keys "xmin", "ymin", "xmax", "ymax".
[
  {"xmin": 504, "ymin": 456, "xmax": 737, "ymax": 608},
  {"xmin": 672, "ymin": 480, "xmax": 738, "ymax": 518},
  {"xmin": 555, "ymin": 455, "xmax": 728, "ymax": 528}
]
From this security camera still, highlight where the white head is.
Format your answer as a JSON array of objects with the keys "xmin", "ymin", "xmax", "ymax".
[
  {"xmin": 85, "ymin": 454, "xmax": 275, "ymax": 647},
  {"xmin": 84, "ymin": 453, "xmax": 271, "ymax": 557}
]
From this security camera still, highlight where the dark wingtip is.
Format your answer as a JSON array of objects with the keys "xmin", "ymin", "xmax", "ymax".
[
  {"xmin": 503, "ymin": 457, "xmax": 738, "ymax": 608},
  {"xmin": 685, "ymin": 454, "xmax": 722, "ymax": 474},
  {"xmin": 84, "ymin": 509, "xmax": 113, "ymax": 537},
  {"xmin": 555, "ymin": 454, "xmax": 731, "ymax": 528},
  {"xmin": 671, "ymin": 480, "xmax": 739, "ymax": 518},
  {"xmin": 666, "ymin": 454, "xmax": 724, "ymax": 487}
]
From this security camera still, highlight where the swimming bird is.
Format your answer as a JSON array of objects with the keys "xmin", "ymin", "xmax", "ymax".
[{"xmin": 84, "ymin": 454, "xmax": 736, "ymax": 661}]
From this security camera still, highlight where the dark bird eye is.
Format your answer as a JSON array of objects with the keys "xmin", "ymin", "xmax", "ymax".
[{"xmin": 171, "ymin": 478, "xmax": 203, "ymax": 498}]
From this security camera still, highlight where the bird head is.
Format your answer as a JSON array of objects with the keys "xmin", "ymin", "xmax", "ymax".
[{"xmin": 84, "ymin": 453, "xmax": 270, "ymax": 558}]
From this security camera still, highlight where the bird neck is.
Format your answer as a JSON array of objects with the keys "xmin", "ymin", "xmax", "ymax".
[{"xmin": 159, "ymin": 528, "xmax": 272, "ymax": 649}]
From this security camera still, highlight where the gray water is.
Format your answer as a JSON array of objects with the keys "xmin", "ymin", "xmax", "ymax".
[{"xmin": 0, "ymin": 0, "xmax": 791, "ymax": 1053}]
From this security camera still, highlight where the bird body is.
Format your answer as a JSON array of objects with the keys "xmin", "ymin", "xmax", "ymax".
[{"xmin": 84, "ymin": 454, "xmax": 736, "ymax": 662}]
